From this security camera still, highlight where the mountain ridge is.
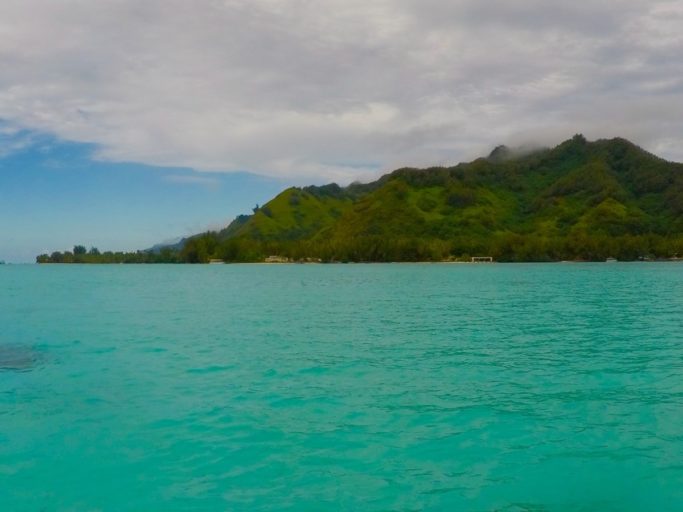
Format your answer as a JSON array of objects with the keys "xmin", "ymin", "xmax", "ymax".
[{"xmin": 170, "ymin": 134, "xmax": 683, "ymax": 262}]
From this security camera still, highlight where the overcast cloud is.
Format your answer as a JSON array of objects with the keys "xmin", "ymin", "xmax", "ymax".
[{"xmin": 0, "ymin": 0, "xmax": 682, "ymax": 182}]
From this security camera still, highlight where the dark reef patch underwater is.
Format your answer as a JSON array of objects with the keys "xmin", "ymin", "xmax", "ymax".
[{"xmin": 0, "ymin": 343, "xmax": 43, "ymax": 372}]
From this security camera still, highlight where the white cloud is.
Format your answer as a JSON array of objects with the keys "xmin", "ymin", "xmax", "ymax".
[
  {"xmin": 0, "ymin": 0, "xmax": 681, "ymax": 182},
  {"xmin": 0, "ymin": 125, "xmax": 37, "ymax": 157}
]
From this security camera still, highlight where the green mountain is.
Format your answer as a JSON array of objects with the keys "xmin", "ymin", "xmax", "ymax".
[
  {"xmin": 173, "ymin": 135, "xmax": 683, "ymax": 263},
  {"xmin": 38, "ymin": 135, "xmax": 683, "ymax": 263}
]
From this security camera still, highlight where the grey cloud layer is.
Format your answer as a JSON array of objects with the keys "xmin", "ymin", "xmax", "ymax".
[{"xmin": 0, "ymin": 0, "xmax": 681, "ymax": 181}]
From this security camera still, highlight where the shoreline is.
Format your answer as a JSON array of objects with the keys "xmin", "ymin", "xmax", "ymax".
[{"xmin": 29, "ymin": 258, "xmax": 683, "ymax": 266}]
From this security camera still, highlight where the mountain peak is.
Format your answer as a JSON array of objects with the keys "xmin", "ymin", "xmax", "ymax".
[
  {"xmin": 571, "ymin": 133, "xmax": 587, "ymax": 144},
  {"xmin": 488, "ymin": 145, "xmax": 512, "ymax": 162}
]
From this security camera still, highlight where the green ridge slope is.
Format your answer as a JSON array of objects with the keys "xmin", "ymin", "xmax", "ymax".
[{"xmin": 199, "ymin": 135, "xmax": 683, "ymax": 262}]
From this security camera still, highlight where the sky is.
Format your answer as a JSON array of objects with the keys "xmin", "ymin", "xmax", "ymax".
[{"xmin": 1, "ymin": 0, "xmax": 682, "ymax": 262}]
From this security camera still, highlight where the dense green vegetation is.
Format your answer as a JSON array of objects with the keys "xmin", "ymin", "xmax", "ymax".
[
  {"xmin": 37, "ymin": 135, "xmax": 683, "ymax": 263},
  {"xmin": 36, "ymin": 245, "xmax": 179, "ymax": 264}
]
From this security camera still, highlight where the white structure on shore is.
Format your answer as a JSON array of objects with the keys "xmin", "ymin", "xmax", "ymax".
[{"xmin": 265, "ymin": 255, "xmax": 290, "ymax": 263}]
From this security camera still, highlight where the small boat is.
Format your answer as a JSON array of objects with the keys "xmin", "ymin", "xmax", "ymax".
[{"xmin": 605, "ymin": 257, "xmax": 617, "ymax": 263}]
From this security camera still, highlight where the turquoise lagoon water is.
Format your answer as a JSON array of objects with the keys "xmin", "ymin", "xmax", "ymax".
[{"xmin": 1, "ymin": 263, "xmax": 682, "ymax": 511}]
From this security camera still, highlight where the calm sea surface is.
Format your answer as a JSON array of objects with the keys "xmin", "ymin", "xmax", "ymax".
[{"xmin": 1, "ymin": 263, "xmax": 683, "ymax": 511}]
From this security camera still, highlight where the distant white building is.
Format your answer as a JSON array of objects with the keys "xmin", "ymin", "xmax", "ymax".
[{"xmin": 265, "ymin": 255, "xmax": 290, "ymax": 263}]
